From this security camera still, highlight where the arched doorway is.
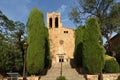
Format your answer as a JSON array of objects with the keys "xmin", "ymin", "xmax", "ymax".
[{"xmin": 59, "ymin": 56, "xmax": 64, "ymax": 62}]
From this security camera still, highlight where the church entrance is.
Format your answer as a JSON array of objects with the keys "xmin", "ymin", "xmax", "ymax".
[{"xmin": 59, "ymin": 56, "xmax": 64, "ymax": 62}]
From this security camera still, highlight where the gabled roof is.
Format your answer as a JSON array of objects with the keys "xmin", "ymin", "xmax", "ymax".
[{"xmin": 109, "ymin": 33, "xmax": 120, "ymax": 41}]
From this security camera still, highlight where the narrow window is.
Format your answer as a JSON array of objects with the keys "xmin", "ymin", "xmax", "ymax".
[
  {"xmin": 55, "ymin": 17, "xmax": 58, "ymax": 28},
  {"xmin": 64, "ymin": 31, "xmax": 68, "ymax": 33},
  {"xmin": 49, "ymin": 18, "xmax": 52, "ymax": 28}
]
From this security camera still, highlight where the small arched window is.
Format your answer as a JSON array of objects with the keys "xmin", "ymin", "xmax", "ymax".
[
  {"xmin": 55, "ymin": 17, "xmax": 58, "ymax": 28},
  {"xmin": 49, "ymin": 18, "xmax": 52, "ymax": 28}
]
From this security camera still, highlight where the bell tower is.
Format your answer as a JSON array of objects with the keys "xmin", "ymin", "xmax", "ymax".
[
  {"xmin": 47, "ymin": 12, "xmax": 75, "ymax": 64},
  {"xmin": 47, "ymin": 12, "xmax": 62, "ymax": 28}
]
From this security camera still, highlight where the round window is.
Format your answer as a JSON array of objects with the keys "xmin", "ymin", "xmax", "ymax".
[{"xmin": 59, "ymin": 40, "xmax": 64, "ymax": 45}]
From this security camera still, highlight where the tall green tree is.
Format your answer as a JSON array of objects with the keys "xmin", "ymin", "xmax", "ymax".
[
  {"xmin": 69, "ymin": 0, "xmax": 120, "ymax": 42},
  {"xmin": 0, "ymin": 10, "xmax": 14, "ymax": 42},
  {"xmin": 0, "ymin": 10, "xmax": 25, "ymax": 75},
  {"xmin": 12, "ymin": 21, "xmax": 26, "ymax": 74},
  {"xmin": 13, "ymin": 21, "xmax": 26, "ymax": 62},
  {"xmin": 0, "ymin": 40, "xmax": 23, "ymax": 75},
  {"xmin": 83, "ymin": 18, "xmax": 105, "ymax": 74},
  {"xmin": 44, "ymin": 27, "xmax": 51, "ymax": 68},
  {"xmin": 74, "ymin": 26, "xmax": 84, "ymax": 67},
  {"xmin": 27, "ymin": 8, "xmax": 46, "ymax": 74}
]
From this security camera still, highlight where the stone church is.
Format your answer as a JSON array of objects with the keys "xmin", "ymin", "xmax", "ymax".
[{"xmin": 47, "ymin": 12, "xmax": 75, "ymax": 64}]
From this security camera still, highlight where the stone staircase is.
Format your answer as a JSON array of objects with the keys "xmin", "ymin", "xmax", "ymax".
[{"xmin": 40, "ymin": 62, "xmax": 85, "ymax": 80}]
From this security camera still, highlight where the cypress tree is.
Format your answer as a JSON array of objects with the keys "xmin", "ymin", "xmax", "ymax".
[
  {"xmin": 27, "ymin": 8, "xmax": 46, "ymax": 74},
  {"xmin": 44, "ymin": 27, "xmax": 51, "ymax": 68},
  {"xmin": 83, "ymin": 18, "xmax": 105, "ymax": 74},
  {"xmin": 74, "ymin": 26, "xmax": 84, "ymax": 67}
]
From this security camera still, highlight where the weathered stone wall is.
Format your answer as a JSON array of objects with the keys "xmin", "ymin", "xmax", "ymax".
[
  {"xmin": 86, "ymin": 73, "xmax": 120, "ymax": 80},
  {"xmin": 49, "ymin": 27, "xmax": 75, "ymax": 63},
  {"xmin": 17, "ymin": 76, "xmax": 40, "ymax": 80},
  {"xmin": 47, "ymin": 12, "xmax": 75, "ymax": 64}
]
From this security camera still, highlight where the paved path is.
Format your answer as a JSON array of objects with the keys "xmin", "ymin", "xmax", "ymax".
[{"xmin": 41, "ymin": 62, "xmax": 85, "ymax": 80}]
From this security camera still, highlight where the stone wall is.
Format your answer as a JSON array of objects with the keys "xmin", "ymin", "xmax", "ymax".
[
  {"xmin": 49, "ymin": 27, "xmax": 75, "ymax": 64},
  {"xmin": 17, "ymin": 76, "xmax": 40, "ymax": 80},
  {"xmin": 86, "ymin": 73, "xmax": 120, "ymax": 80},
  {"xmin": 47, "ymin": 12, "xmax": 75, "ymax": 64}
]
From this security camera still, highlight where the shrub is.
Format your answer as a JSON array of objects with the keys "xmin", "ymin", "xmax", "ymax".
[
  {"xmin": 104, "ymin": 55, "xmax": 120, "ymax": 73},
  {"xmin": 56, "ymin": 76, "xmax": 67, "ymax": 80},
  {"xmin": 83, "ymin": 17, "xmax": 105, "ymax": 74}
]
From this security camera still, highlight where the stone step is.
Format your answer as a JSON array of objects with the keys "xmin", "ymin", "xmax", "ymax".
[{"xmin": 41, "ymin": 62, "xmax": 85, "ymax": 80}]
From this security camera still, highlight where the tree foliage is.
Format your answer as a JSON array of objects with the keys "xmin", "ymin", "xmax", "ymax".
[
  {"xmin": 74, "ymin": 26, "xmax": 84, "ymax": 67},
  {"xmin": 0, "ymin": 10, "xmax": 14, "ymax": 29},
  {"xmin": 27, "ymin": 8, "xmax": 47, "ymax": 74},
  {"xmin": 0, "ymin": 41, "xmax": 23, "ymax": 75},
  {"xmin": 44, "ymin": 27, "xmax": 51, "ymax": 68},
  {"xmin": 115, "ymin": 45, "xmax": 120, "ymax": 65},
  {"xmin": 69, "ymin": 0, "xmax": 120, "ymax": 41},
  {"xmin": 83, "ymin": 18, "xmax": 105, "ymax": 74},
  {"xmin": 0, "ymin": 10, "xmax": 26, "ymax": 75},
  {"xmin": 13, "ymin": 21, "xmax": 26, "ymax": 59},
  {"xmin": 104, "ymin": 55, "xmax": 120, "ymax": 73}
]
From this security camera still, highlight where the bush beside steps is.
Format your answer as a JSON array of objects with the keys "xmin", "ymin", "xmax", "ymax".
[{"xmin": 56, "ymin": 76, "xmax": 67, "ymax": 80}]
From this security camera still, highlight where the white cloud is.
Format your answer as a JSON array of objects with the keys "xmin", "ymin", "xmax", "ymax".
[{"xmin": 56, "ymin": 4, "xmax": 67, "ymax": 14}]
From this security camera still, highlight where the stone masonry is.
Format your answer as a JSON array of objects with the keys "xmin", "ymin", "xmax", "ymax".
[{"xmin": 47, "ymin": 12, "xmax": 75, "ymax": 64}]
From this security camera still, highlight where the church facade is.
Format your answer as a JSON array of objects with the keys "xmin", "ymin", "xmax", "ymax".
[{"xmin": 47, "ymin": 12, "xmax": 75, "ymax": 64}]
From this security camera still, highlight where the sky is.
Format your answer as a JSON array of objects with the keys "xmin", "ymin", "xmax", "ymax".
[
  {"xmin": 0, "ymin": 0, "xmax": 76, "ymax": 28},
  {"xmin": 0, "ymin": 0, "xmax": 119, "ymax": 44}
]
